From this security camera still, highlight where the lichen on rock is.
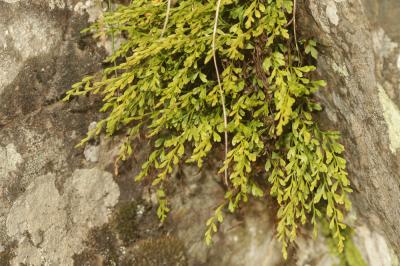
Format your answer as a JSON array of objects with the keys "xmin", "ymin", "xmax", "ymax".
[
  {"xmin": 378, "ymin": 85, "xmax": 400, "ymax": 153},
  {"xmin": 0, "ymin": 144, "xmax": 23, "ymax": 180},
  {"xmin": 6, "ymin": 169, "xmax": 120, "ymax": 265}
]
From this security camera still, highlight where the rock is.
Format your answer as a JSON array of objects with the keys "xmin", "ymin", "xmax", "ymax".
[
  {"xmin": 378, "ymin": 85, "xmax": 400, "ymax": 153},
  {"xmin": 301, "ymin": 0, "xmax": 400, "ymax": 255},
  {"xmin": 6, "ymin": 169, "xmax": 120, "ymax": 265},
  {"xmin": 326, "ymin": 2, "xmax": 339, "ymax": 26},
  {"xmin": 0, "ymin": 144, "xmax": 23, "ymax": 182},
  {"xmin": 127, "ymin": 236, "xmax": 188, "ymax": 266},
  {"xmin": 353, "ymin": 225, "xmax": 398, "ymax": 266},
  {"xmin": 84, "ymin": 144, "xmax": 100, "ymax": 162},
  {"xmin": 1, "ymin": 0, "xmax": 400, "ymax": 265},
  {"xmin": 296, "ymin": 235, "xmax": 339, "ymax": 266}
]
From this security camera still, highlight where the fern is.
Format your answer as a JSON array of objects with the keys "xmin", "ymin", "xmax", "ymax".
[{"xmin": 64, "ymin": 0, "xmax": 353, "ymax": 259}]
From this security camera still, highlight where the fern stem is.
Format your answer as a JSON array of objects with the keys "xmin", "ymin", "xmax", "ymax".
[
  {"xmin": 161, "ymin": 0, "xmax": 172, "ymax": 37},
  {"xmin": 212, "ymin": 0, "xmax": 229, "ymax": 187}
]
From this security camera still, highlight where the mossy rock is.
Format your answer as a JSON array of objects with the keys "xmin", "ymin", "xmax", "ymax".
[
  {"xmin": 74, "ymin": 225, "xmax": 121, "ymax": 266},
  {"xmin": 111, "ymin": 201, "xmax": 139, "ymax": 244},
  {"xmin": 127, "ymin": 236, "xmax": 187, "ymax": 266},
  {"xmin": 0, "ymin": 242, "xmax": 16, "ymax": 266}
]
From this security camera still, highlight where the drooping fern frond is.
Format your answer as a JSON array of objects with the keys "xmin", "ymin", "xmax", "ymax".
[{"xmin": 64, "ymin": 0, "xmax": 352, "ymax": 259}]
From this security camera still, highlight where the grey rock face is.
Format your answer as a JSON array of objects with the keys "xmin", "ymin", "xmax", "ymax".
[
  {"xmin": 300, "ymin": 0, "xmax": 400, "ymax": 256},
  {"xmin": 0, "ymin": 1, "xmax": 120, "ymax": 265},
  {"xmin": 0, "ymin": 0, "xmax": 399, "ymax": 265},
  {"xmin": 6, "ymin": 169, "xmax": 119, "ymax": 265}
]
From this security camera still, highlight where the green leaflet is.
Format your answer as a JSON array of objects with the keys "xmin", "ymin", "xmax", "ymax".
[
  {"xmin": 64, "ymin": 0, "xmax": 352, "ymax": 259},
  {"xmin": 321, "ymin": 220, "xmax": 367, "ymax": 266}
]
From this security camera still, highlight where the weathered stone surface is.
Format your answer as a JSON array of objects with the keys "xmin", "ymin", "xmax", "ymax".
[
  {"xmin": 6, "ymin": 169, "xmax": 119, "ymax": 265},
  {"xmin": 168, "ymin": 166, "xmax": 283, "ymax": 266},
  {"xmin": 0, "ymin": 1, "xmax": 119, "ymax": 265},
  {"xmin": 299, "ymin": 0, "xmax": 400, "ymax": 256},
  {"xmin": 354, "ymin": 225, "xmax": 399, "ymax": 266},
  {"xmin": 0, "ymin": 0, "xmax": 399, "ymax": 265}
]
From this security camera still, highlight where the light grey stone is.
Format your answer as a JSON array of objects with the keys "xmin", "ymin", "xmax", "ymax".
[
  {"xmin": 326, "ymin": 2, "xmax": 339, "ymax": 26},
  {"xmin": 6, "ymin": 168, "xmax": 120, "ymax": 265},
  {"xmin": 84, "ymin": 144, "xmax": 99, "ymax": 162}
]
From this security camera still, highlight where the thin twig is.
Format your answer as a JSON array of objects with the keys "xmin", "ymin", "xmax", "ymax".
[
  {"xmin": 293, "ymin": 0, "xmax": 300, "ymax": 58},
  {"xmin": 161, "ymin": 0, "xmax": 172, "ymax": 37},
  {"xmin": 285, "ymin": 17, "xmax": 294, "ymax": 27},
  {"xmin": 107, "ymin": 0, "xmax": 118, "ymax": 77},
  {"xmin": 212, "ymin": 0, "xmax": 229, "ymax": 187}
]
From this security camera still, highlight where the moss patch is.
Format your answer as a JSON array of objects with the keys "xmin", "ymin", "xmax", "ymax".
[
  {"xmin": 0, "ymin": 242, "xmax": 16, "ymax": 266},
  {"xmin": 128, "ymin": 236, "xmax": 187, "ymax": 266},
  {"xmin": 74, "ymin": 225, "xmax": 121, "ymax": 266},
  {"xmin": 111, "ymin": 201, "xmax": 139, "ymax": 244}
]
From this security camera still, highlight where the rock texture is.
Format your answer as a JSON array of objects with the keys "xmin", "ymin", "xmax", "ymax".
[
  {"xmin": 300, "ymin": 0, "xmax": 400, "ymax": 256},
  {"xmin": 6, "ymin": 170, "xmax": 119, "ymax": 265},
  {"xmin": 0, "ymin": 0, "xmax": 399, "ymax": 265}
]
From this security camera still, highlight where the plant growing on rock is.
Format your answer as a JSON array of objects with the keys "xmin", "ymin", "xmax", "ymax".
[{"xmin": 64, "ymin": 0, "xmax": 353, "ymax": 259}]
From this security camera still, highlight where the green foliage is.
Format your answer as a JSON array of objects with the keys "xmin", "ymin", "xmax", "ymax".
[
  {"xmin": 64, "ymin": 0, "xmax": 352, "ymax": 259},
  {"xmin": 304, "ymin": 39, "xmax": 318, "ymax": 59},
  {"xmin": 321, "ymin": 221, "xmax": 367, "ymax": 266},
  {"xmin": 341, "ymin": 239, "xmax": 367, "ymax": 266}
]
